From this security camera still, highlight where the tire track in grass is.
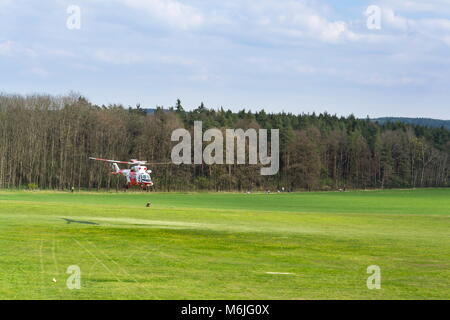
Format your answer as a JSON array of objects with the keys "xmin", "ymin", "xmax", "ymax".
[
  {"xmin": 39, "ymin": 239, "xmax": 45, "ymax": 298},
  {"xmin": 51, "ymin": 238, "xmax": 65, "ymax": 298},
  {"xmin": 72, "ymin": 238, "xmax": 135, "ymax": 297},
  {"xmin": 83, "ymin": 239, "xmax": 159, "ymax": 299}
]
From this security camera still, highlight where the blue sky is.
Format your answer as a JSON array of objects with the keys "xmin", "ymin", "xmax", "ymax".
[{"xmin": 0, "ymin": 0, "xmax": 449, "ymax": 119}]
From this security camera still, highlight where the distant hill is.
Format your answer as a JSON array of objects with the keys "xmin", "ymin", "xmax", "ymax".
[
  {"xmin": 143, "ymin": 108, "xmax": 156, "ymax": 114},
  {"xmin": 142, "ymin": 108, "xmax": 173, "ymax": 114},
  {"xmin": 140, "ymin": 109, "xmax": 450, "ymax": 130},
  {"xmin": 371, "ymin": 117, "xmax": 450, "ymax": 129}
]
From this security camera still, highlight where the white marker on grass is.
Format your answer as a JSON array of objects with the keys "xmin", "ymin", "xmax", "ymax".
[{"xmin": 265, "ymin": 272, "xmax": 294, "ymax": 275}]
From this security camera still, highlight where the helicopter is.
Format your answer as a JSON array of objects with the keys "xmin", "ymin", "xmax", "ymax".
[{"xmin": 89, "ymin": 157, "xmax": 163, "ymax": 190}]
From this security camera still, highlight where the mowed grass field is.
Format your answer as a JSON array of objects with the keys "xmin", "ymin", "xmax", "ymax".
[{"xmin": 0, "ymin": 189, "xmax": 449, "ymax": 300}]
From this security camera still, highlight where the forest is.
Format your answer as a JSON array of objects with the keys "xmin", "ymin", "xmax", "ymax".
[{"xmin": 0, "ymin": 93, "xmax": 449, "ymax": 191}]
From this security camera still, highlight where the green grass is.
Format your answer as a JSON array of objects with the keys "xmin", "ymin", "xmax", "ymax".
[{"xmin": 0, "ymin": 189, "xmax": 449, "ymax": 300}]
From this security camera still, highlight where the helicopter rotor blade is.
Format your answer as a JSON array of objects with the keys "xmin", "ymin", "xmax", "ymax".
[
  {"xmin": 89, "ymin": 157, "xmax": 130, "ymax": 164},
  {"xmin": 90, "ymin": 157, "xmax": 175, "ymax": 166}
]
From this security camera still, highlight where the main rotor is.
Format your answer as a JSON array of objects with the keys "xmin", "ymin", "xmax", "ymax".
[{"xmin": 89, "ymin": 157, "xmax": 148, "ymax": 166}]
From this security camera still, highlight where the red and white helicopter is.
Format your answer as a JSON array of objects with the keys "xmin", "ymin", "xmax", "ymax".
[{"xmin": 89, "ymin": 157, "xmax": 161, "ymax": 189}]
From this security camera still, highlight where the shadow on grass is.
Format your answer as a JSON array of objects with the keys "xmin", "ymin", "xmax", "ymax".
[{"xmin": 62, "ymin": 218, "xmax": 99, "ymax": 225}]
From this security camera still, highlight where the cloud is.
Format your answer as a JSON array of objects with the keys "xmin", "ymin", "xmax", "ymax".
[
  {"xmin": 379, "ymin": 0, "xmax": 450, "ymax": 14},
  {"xmin": 121, "ymin": 0, "xmax": 204, "ymax": 30},
  {"xmin": 382, "ymin": 7, "xmax": 410, "ymax": 31},
  {"xmin": 115, "ymin": 0, "xmax": 362, "ymax": 44},
  {"xmin": 248, "ymin": 57, "xmax": 428, "ymax": 88},
  {"xmin": 94, "ymin": 50, "xmax": 146, "ymax": 65},
  {"xmin": 232, "ymin": 1, "xmax": 450, "ymax": 47},
  {"xmin": 224, "ymin": 0, "xmax": 361, "ymax": 44},
  {"xmin": 93, "ymin": 48, "xmax": 198, "ymax": 69},
  {"xmin": 0, "ymin": 40, "xmax": 37, "ymax": 58},
  {"xmin": 109, "ymin": 1, "xmax": 450, "ymax": 47},
  {"xmin": 378, "ymin": 7, "xmax": 450, "ymax": 46},
  {"xmin": 0, "ymin": 40, "xmax": 13, "ymax": 55}
]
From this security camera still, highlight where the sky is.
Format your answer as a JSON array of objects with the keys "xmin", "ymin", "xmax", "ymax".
[{"xmin": 0, "ymin": 0, "xmax": 449, "ymax": 119}]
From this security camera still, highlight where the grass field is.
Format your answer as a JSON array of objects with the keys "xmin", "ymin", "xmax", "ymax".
[{"xmin": 0, "ymin": 189, "xmax": 449, "ymax": 300}]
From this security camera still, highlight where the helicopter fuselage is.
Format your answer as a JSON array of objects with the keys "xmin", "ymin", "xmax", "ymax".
[{"xmin": 115, "ymin": 165, "xmax": 153, "ymax": 188}]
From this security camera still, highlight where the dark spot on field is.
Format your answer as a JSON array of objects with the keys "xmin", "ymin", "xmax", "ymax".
[{"xmin": 62, "ymin": 218, "xmax": 99, "ymax": 225}]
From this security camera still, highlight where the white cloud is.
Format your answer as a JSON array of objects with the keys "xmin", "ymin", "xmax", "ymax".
[
  {"xmin": 248, "ymin": 57, "xmax": 427, "ymax": 88},
  {"xmin": 242, "ymin": 0, "xmax": 360, "ymax": 44},
  {"xmin": 94, "ymin": 49, "xmax": 198, "ymax": 67},
  {"xmin": 358, "ymin": 74, "xmax": 424, "ymax": 87},
  {"xmin": 0, "ymin": 40, "xmax": 37, "ymax": 58},
  {"xmin": 0, "ymin": 40, "xmax": 13, "ymax": 55},
  {"xmin": 379, "ymin": 7, "xmax": 450, "ymax": 46},
  {"xmin": 122, "ymin": 0, "xmax": 204, "ymax": 30},
  {"xmin": 94, "ymin": 50, "xmax": 146, "ymax": 64},
  {"xmin": 382, "ymin": 8, "xmax": 410, "ymax": 31},
  {"xmin": 228, "ymin": 1, "xmax": 450, "ymax": 47},
  {"xmin": 380, "ymin": 0, "xmax": 450, "ymax": 14},
  {"xmin": 111, "ymin": 1, "xmax": 450, "ymax": 47},
  {"xmin": 72, "ymin": 63, "xmax": 100, "ymax": 72}
]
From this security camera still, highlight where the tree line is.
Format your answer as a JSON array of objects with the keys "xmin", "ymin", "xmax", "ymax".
[{"xmin": 0, "ymin": 93, "xmax": 448, "ymax": 191}]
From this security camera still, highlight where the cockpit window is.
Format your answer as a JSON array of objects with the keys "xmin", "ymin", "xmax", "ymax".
[{"xmin": 140, "ymin": 174, "xmax": 151, "ymax": 182}]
